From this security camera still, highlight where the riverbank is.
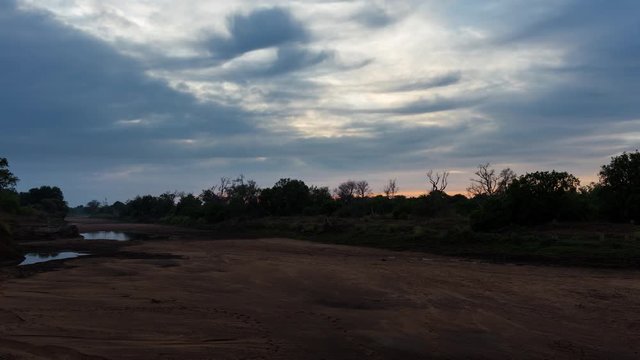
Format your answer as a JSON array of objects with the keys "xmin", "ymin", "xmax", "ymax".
[{"xmin": 0, "ymin": 219, "xmax": 639, "ymax": 359}]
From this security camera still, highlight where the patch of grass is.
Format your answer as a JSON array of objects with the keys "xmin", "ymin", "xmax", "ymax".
[{"xmin": 193, "ymin": 216, "xmax": 640, "ymax": 268}]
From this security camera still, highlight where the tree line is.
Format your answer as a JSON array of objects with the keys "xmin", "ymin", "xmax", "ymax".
[
  {"xmin": 0, "ymin": 158, "xmax": 68, "ymax": 218},
  {"xmin": 1, "ymin": 158, "xmax": 70, "ymax": 260},
  {"xmin": 72, "ymin": 150, "xmax": 640, "ymax": 230}
]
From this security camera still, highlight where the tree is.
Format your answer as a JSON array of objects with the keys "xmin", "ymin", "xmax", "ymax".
[
  {"xmin": 259, "ymin": 178, "xmax": 310, "ymax": 215},
  {"xmin": 86, "ymin": 200, "xmax": 101, "ymax": 214},
  {"xmin": 0, "ymin": 157, "xmax": 19, "ymax": 191},
  {"xmin": 308, "ymin": 186, "xmax": 334, "ymax": 214},
  {"xmin": 124, "ymin": 192, "xmax": 177, "ymax": 220},
  {"xmin": 355, "ymin": 180, "xmax": 372, "ymax": 198},
  {"xmin": 506, "ymin": 171, "xmax": 583, "ymax": 224},
  {"xmin": 382, "ymin": 179, "xmax": 399, "ymax": 199},
  {"xmin": 467, "ymin": 163, "xmax": 497, "ymax": 196},
  {"xmin": 111, "ymin": 201, "xmax": 126, "ymax": 217},
  {"xmin": 497, "ymin": 168, "xmax": 517, "ymax": 194},
  {"xmin": 471, "ymin": 170, "xmax": 586, "ymax": 230},
  {"xmin": 426, "ymin": 170, "xmax": 449, "ymax": 192},
  {"xmin": 20, "ymin": 186, "xmax": 68, "ymax": 216},
  {"xmin": 227, "ymin": 175, "xmax": 260, "ymax": 206},
  {"xmin": 467, "ymin": 163, "xmax": 517, "ymax": 197},
  {"xmin": 598, "ymin": 150, "xmax": 640, "ymax": 222},
  {"xmin": 199, "ymin": 177, "xmax": 231, "ymax": 205},
  {"xmin": 176, "ymin": 193, "xmax": 202, "ymax": 218},
  {"xmin": 334, "ymin": 180, "xmax": 357, "ymax": 200}
]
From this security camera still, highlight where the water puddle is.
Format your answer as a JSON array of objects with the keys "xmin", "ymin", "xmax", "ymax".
[
  {"xmin": 81, "ymin": 231, "xmax": 137, "ymax": 241},
  {"xmin": 19, "ymin": 252, "xmax": 87, "ymax": 266}
]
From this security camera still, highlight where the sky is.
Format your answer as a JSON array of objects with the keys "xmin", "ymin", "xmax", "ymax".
[{"xmin": 1, "ymin": 0, "xmax": 639, "ymax": 205}]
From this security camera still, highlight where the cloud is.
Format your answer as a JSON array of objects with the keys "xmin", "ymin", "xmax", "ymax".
[
  {"xmin": 217, "ymin": 45, "xmax": 333, "ymax": 80},
  {"xmin": 3, "ymin": 0, "xmax": 640, "ymax": 204},
  {"xmin": 353, "ymin": 96, "xmax": 478, "ymax": 116},
  {"xmin": 208, "ymin": 7, "xmax": 309, "ymax": 61},
  {"xmin": 0, "ymin": 0, "xmax": 257, "ymax": 199},
  {"xmin": 352, "ymin": 6, "xmax": 394, "ymax": 28},
  {"xmin": 383, "ymin": 72, "xmax": 462, "ymax": 92}
]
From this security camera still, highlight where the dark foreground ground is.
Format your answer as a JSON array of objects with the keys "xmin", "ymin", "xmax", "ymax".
[{"xmin": 1, "ymin": 218, "xmax": 639, "ymax": 359}]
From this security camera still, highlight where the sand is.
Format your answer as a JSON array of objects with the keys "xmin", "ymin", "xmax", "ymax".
[{"xmin": 0, "ymin": 219, "xmax": 639, "ymax": 359}]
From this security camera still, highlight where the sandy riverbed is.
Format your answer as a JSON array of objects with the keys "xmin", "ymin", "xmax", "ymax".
[{"xmin": 0, "ymin": 219, "xmax": 639, "ymax": 359}]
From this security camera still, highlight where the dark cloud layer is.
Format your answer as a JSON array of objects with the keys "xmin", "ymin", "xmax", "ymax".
[
  {"xmin": 0, "ymin": 1, "xmax": 255, "ymax": 199},
  {"xmin": 1, "ymin": 0, "xmax": 639, "ymax": 204},
  {"xmin": 448, "ymin": 0, "xmax": 640, "ymax": 162},
  {"xmin": 384, "ymin": 72, "xmax": 462, "ymax": 92},
  {"xmin": 208, "ymin": 7, "xmax": 308, "ymax": 60},
  {"xmin": 352, "ymin": 6, "xmax": 395, "ymax": 28}
]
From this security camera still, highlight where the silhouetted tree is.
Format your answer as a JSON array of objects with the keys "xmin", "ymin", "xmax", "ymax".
[
  {"xmin": 506, "ymin": 171, "xmax": 583, "ymax": 225},
  {"xmin": 467, "ymin": 163, "xmax": 497, "ymax": 196},
  {"xmin": 20, "ymin": 186, "xmax": 68, "ymax": 216},
  {"xmin": 598, "ymin": 150, "xmax": 640, "ymax": 222},
  {"xmin": 176, "ymin": 193, "xmax": 202, "ymax": 218},
  {"xmin": 426, "ymin": 170, "xmax": 449, "ymax": 192},
  {"xmin": 467, "ymin": 163, "xmax": 517, "ymax": 197},
  {"xmin": 260, "ymin": 178, "xmax": 310, "ymax": 216},
  {"xmin": 86, "ymin": 200, "xmax": 101, "ymax": 214},
  {"xmin": 308, "ymin": 186, "xmax": 334, "ymax": 214},
  {"xmin": 0, "ymin": 158, "xmax": 20, "ymax": 213},
  {"xmin": 355, "ymin": 180, "xmax": 372, "ymax": 198},
  {"xmin": 383, "ymin": 179, "xmax": 399, "ymax": 199},
  {"xmin": 125, "ymin": 192, "xmax": 176, "ymax": 221},
  {"xmin": 497, "ymin": 168, "xmax": 517, "ymax": 194},
  {"xmin": 471, "ymin": 170, "xmax": 587, "ymax": 230},
  {"xmin": 334, "ymin": 180, "xmax": 357, "ymax": 201},
  {"xmin": 0, "ymin": 157, "xmax": 18, "ymax": 191},
  {"xmin": 111, "ymin": 201, "xmax": 126, "ymax": 217},
  {"xmin": 420, "ymin": 190, "xmax": 452, "ymax": 217},
  {"xmin": 227, "ymin": 175, "xmax": 260, "ymax": 205}
]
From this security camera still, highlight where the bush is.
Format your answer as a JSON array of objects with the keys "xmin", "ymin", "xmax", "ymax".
[
  {"xmin": 0, "ymin": 190, "xmax": 20, "ymax": 214},
  {"xmin": 471, "ymin": 171, "xmax": 591, "ymax": 230},
  {"xmin": 598, "ymin": 151, "xmax": 640, "ymax": 222},
  {"xmin": 0, "ymin": 220, "xmax": 21, "ymax": 261},
  {"xmin": 20, "ymin": 186, "xmax": 68, "ymax": 217},
  {"xmin": 470, "ymin": 196, "xmax": 511, "ymax": 231}
]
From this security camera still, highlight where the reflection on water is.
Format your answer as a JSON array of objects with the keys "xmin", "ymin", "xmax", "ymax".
[
  {"xmin": 20, "ymin": 252, "xmax": 86, "ymax": 266},
  {"xmin": 81, "ymin": 231, "xmax": 133, "ymax": 241}
]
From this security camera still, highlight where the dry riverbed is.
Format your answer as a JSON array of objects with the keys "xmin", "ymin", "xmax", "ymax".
[{"xmin": 1, "ymin": 219, "xmax": 639, "ymax": 359}]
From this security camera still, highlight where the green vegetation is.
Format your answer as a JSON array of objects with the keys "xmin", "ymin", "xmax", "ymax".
[
  {"xmin": 73, "ymin": 150, "xmax": 640, "ymax": 268},
  {"xmin": 0, "ymin": 157, "xmax": 70, "ymax": 262},
  {"xmin": 1, "ymin": 157, "xmax": 21, "ymax": 261},
  {"xmin": 81, "ymin": 151, "xmax": 639, "ymax": 228},
  {"xmin": 3, "ymin": 151, "xmax": 638, "ymax": 267},
  {"xmin": 598, "ymin": 151, "xmax": 640, "ymax": 222},
  {"xmin": 193, "ymin": 216, "xmax": 640, "ymax": 268},
  {"xmin": 19, "ymin": 186, "xmax": 68, "ymax": 217}
]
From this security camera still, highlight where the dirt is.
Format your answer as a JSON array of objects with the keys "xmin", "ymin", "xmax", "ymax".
[{"xmin": 0, "ymin": 219, "xmax": 639, "ymax": 359}]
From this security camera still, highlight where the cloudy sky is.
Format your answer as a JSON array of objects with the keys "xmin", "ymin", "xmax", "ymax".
[{"xmin": 1, "ymin": 0, "xmax": 638, "ymax": 205}]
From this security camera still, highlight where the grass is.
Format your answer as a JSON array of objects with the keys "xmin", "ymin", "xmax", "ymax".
[{"xmin": 190, "ymin": 216, "xmax": 640, "ymax": 268}]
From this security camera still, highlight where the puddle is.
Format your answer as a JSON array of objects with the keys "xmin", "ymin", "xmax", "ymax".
[
  {"xmin": 19, "ymin": 252, "xmax": 87, "ymax": 266},
  {"xmin": 81, "ymin": 231, "xmax": 137, "ymax": 241}
]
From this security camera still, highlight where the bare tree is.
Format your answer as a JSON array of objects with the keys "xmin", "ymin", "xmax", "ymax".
[
  {"xmin": 426, "ymin": 170, "xmax": 449, "ymax": 192},
  {"xmin": 467, "ymin": 163, "xmax": 517, "ymax": 197},
  {"xmin": 497, "ymin": 168, "xmax": 516, "ymax": 193},
  {"xmin": 383, "ymin": 179, "xmax": 399, "ymax": 198},
  {"xmin": 334, "ymin": 180, "xmax": 357, "ymax": 200},
  {"xmin": 355, "ymin": 180, "xmax": 372, "ymax": 198},
  {"xmin": 199, "ymin": 177, "xmax": 232, "ymax": 204},
  {"xmin": 227, "ymin": 175, "xmax": 260, "ymax": 205},
  {"xmin": 216, "ymin": 177, "xmax": 231, "ymax": 198},
  {"xmin": 467, "ymin": 163, "xmax": 498, "ymax": 196}
]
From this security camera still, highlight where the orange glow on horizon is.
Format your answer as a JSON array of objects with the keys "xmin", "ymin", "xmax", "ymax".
[{"xmin": 371, "ymin": 188, "xmax": 469, "ymax": 198}]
